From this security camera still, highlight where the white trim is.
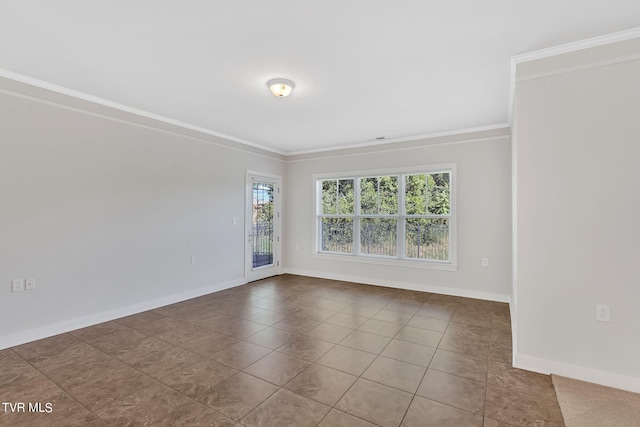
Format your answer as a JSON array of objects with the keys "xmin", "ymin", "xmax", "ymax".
[
  {"xmin": 313, "ymin": 164, "xmax": 457, "ymax": 268},
  {"xmin": 287, "ymin": 123, "xmax": 511, "ymax": 157},
  {"xmin": 0, "ymin": 69, "xmax": 286, "ymax": 156},
  {"xmin": 284, "ymin": 268, "xmax": 511, "ymax": 303},
  {"xmin": 0, "ymin": 277, "xmax": 245, "ymax": 350},
  {"xmin": 0, "ymin": 86, "xmax": 285, "ymax": 163},
  {"xmin": 245, "ymin": 171, "xmax": 283, "ymax": 282},
  {"xmin": 311, "ymin": 253, "xmax": 458, "ymax": 271},
  {"xmin": 508, "ymin": 27, "xmax": 640, "ymax": 125},
  {"xmin": 312, "ymin": 163, "xmax": 457, "ymax": 181},
  {"xmin": 511, "ymin": 27, "xmax": 640, "ymax": 65},
  {"xmin": 515, "ymin": 53, "xmax": 640, "ymax": 83},
  {"xmin": 514, "ymin": 353, "xmax": 640, "ymax": 394}
]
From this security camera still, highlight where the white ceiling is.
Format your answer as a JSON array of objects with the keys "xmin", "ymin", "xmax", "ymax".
[{"xmin": 1, "ymin": 1, "xmax": 639, "ymax": 154}]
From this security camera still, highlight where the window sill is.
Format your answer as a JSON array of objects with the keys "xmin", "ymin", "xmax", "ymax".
[{"xmin": 312, "ymin": 252, "xmax": 458, "ymax": 271}]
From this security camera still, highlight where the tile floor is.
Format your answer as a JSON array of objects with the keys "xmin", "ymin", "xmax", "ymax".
[{"xmin": 0, "ymin": 274, "xmax": 565, "ymax": 426}]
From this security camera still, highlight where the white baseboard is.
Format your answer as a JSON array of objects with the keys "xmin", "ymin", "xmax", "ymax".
[
  {"xmin": 283, "ymin": 268, "xmax": 511, "ymax": 303},
  {"xmin": 514, "ymin": 353, "xmax": 640, "ymax": 394},
  {"xmin": 0, "ymin": 277, "xmax": 246, "ymax": 350}
]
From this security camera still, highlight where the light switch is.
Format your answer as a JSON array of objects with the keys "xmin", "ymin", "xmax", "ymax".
[{"xmin": 12, "ymin": 279, "xmax": 24, "ymax": 292}]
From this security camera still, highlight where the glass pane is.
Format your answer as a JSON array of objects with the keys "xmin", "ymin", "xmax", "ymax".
[
  {"xmin": 321, "ymin": 218, "xmax": 353, "ymax": 253},
  {"xmin": 405, "ymin": 218, "xmax": 449, "ymax": 261},
  {"xmin": 379, "ymin": 176, "xmax": 398, "ymax": 214},
  {"xmin": 405, "ymin": 174, "xmax": 427, "ymax": 215},
  {"xmin": 360, "ymin": 218, "xmax": 397, "ymax": 257},
  {"xmin": 252, "ymin": 182, "xmax": 274, "ymax": 268},
  {"xmin": 360, "ymin": 177, "xmax": 377, "ymax": 214},
  {"xmin": 360, "ymin": 176, "xmax": 398, "ymax": 215},
  {"xmin": 427, "ymin": 172, "xmax": 450, "ymax": 215},
  {"xmin": 338, "ymin": 179, "xmax": 354, "ymax": 214},
  {"xmin": 321, "ymin": 180, "xmax": 337, "ymax": 214}
]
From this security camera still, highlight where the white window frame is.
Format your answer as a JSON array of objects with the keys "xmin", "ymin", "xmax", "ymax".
[{"xmin": 312, "ymin": 164, "xmax": 457, "ymax": 271}]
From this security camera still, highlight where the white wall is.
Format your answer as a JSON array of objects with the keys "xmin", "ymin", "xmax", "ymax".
[
  {"xmin": 0, "ymin": 85, "xmax": 284, "ymax": 348},
  {"xmin": 514, "ymin": 39, "xmax": 640, "ymax": 391},
  {"xmin": 284, "ymin": 129, "xmax": 512, "ymax": 301}
]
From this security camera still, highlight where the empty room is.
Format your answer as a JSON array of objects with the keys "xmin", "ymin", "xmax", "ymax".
[{"xmin": 1, "ymin": 2, "xmax": 640, "ymax": 426}]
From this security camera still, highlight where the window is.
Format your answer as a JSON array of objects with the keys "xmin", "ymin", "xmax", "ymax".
[{"xmin": 315, "ymin": 164, "xmax": 456, "ymax": 269}]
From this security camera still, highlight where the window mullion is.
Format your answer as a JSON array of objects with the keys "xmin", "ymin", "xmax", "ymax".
[
  {"xmin": 376, "ymin": 178, "xmax": 380, "ymax": 214},
  {"xmin": 398, "ymin": 175, "xmax": 406, "ymax": 260},
  {"xmin": 354, "ymin": 177, "xmax": 361, "ymax": 256}
]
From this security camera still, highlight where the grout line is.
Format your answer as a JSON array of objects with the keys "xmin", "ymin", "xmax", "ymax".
[{"xmin": 8, "ymin": 275, "xmax": 521, "ymax": 426}]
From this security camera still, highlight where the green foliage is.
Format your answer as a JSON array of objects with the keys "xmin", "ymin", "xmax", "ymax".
[
  {"xmin": 360, "ymin": 176, "xmax": 398, "ymax": 214},
  {"xmin": 405, "ymin": 173, "xmax": 450, "ymax": 215},
  {"xmin": 321, "ymin": 218, "xmax": 353, "ymax": 253},
  {"xmin": 360, "ymin": 218, "xmax": 397, "ymax": 256},
  {"xmin": 427, "ymin": 173, "xmax": 450, "ymax": 215},
  {"xmin": 320, "ymin": 172, "xmax": 450, "ymax": 260},
  {"xmin": 321, "ymin": 179, "xmax": 354, "ymax": 214},
  {"xmin": 405, "ymin": 174, "xmax": 427, "ymax": 215}
]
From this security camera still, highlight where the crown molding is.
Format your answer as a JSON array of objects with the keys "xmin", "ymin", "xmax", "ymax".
[
  {"xmin": 286, "ymin": 123, "xmax": 511, "ymax": 158},
  {"xmin": 0, "ymin": 69, "xmax": 287, "ymax": 157},
  {"xmin": 512, "ymin": 27, "xmax": 640, "ymax": 65},
  {"xmin": 508, "ymin": 26, "xmax": 640, "ymax": 124}
]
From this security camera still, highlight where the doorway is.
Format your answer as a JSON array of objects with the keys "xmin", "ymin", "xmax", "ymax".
[{"xmin": 246, "ymin": 171, "xmax": 281, "ymax": 282}]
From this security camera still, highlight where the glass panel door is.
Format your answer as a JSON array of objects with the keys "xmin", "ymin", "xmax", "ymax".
[
  {"xmin": 252, "ymin": 181, "xmax": 274, "ymax": 269},
  {"xmin": 246, "ymin": 172, "xmax": 281, "ymax": 282}
]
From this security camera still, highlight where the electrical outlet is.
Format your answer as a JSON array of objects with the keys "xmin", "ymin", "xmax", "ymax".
[
  {"xmin": 25, "ymin": 278, "xmax": 36, "ymax": 290},
  {"xmin": 232, "ymin": 217, "xmax": 237, "ymax": 225},
  {"xmin": 191, "ymin": 256, "xmax": 197, "ymax": 264},
  {"xmin": 596, "ymin": 305, "xmax": 610, "ymax": 322},
  {"xmin": 481, "ymin": 258, "xmax": 489, "ymax": 267},
  {"xmin": 12, "ymin": 279, "xmax": 25, "ymax": 292}
]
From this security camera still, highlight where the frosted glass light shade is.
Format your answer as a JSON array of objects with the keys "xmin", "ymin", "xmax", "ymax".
[{"xmin": 267, "ymin": 78, "xmax": 295, "ymax": 97}]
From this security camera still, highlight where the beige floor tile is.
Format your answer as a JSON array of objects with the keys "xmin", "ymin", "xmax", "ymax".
[
  {"xmin": 180, "ymin": 332, "xmax": 240, "ymax": 357},
  {"xmin": 430, "ymin": 348, "xmax": 489, "ymax": 382},
  {"xmin": 406, "ymin": 314, "xmax": 450, "ymax": 332},
  {"xmin": 197, "ymin": 372, "xmax": 278, "ymax": 421},
  {"xmin": 131, "ymin": 346, "xmax": 203, "ymax": 379},
  {"xmin": 276, "ymin": 335, "xmax": 334, "ymax": 362},
  {"xmin": 396, "ymin": 325, "xmax": 443, "ymax": 347},
  {"xmin": 325, "ymin": 312, "xmax": 369, "ymax": 329},
  {"xmin": 3, "ymin": 275, "xmax": 561, "ymax": 427},
  {"xmin": 372, "ymin": 309, "xmax": 414, "ymax": 324},
  {"xmin": 487, "ymin": 359, "xmax": 556, "ymax": 400},
  {"xmin": 484, "ymin": 384, "xmax": 564, "ymax": 427},
  {"xmin": 94, "ymin": 382, "xmax": 194, "ymax": 425},
  {"xmin": 336, "ymin": 378, "xmax": 413, "ymax": 427},
  {"xmin": 380, "ymin": 338, "xmax": 436, "ymax": 367},
  {"xmin": 317, "ymin": 345, "xmax": 376, "ymax": 376},
  {"xmin": 357, "ymin": 318, "xmax": 404, "ymax": 338},
  {"xmin": 242, "ymin": 389, "xmax": 330, "ymax": 427},
  {"xmin": 362, "ymin": 356, "xmax": 427, "ymax": 393},
  {"xmin": 65, "ymin": 365, "xmax": 155, "ymax": 411},
  {"xmin": 417, "ymin": 369, "xmax": 486, "ymax": 415},
  {"xmin": 317, "ymin": 409, "xmax": 378, "ymax": 427},
  {"xmin": 211, "ymin": 341, "xmax": 271, "ymax": 370},
  {"xmin": 243, "ymin": 327, "xmax": 298, "ymax": 350},
  {"xmin": 12, "ymin": 334, "xmax": 84, "ymax": 364},
  {"xmin": 284, "ymin": 364, "xmax": 357, "ymax": 406},
  {"xmin": 304, "ymin": 323, "xmax": 352, "ymax": 343},
  {"xmin": 161, "ymin": 359, "xmax": 238, "ymax": 398},
  {"xmin": 244, "ymin": 351, "xmax": 309, "ymax": 386},
  {"xmin": 401, "ymin": 396, "xmax": 483, "ymax": 427},
  {"xmin": 340, "ymin": 330, "xmax": 392, "ymax": 354}
]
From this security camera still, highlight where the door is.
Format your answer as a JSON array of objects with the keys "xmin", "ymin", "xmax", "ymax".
[{"xmin": 246, "ymin": 172, "xmax": 281, "ymax": 282}]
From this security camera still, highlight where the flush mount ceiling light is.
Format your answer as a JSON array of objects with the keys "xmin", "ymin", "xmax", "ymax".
[{"xmin": 267, "ymin": 78, "xmax": 295, "ymax": 98}]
